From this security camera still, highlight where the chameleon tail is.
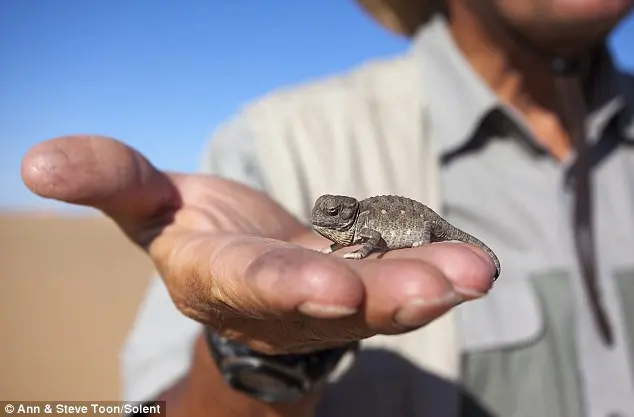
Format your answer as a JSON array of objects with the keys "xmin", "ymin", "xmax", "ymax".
[{"xmin": 448, "ymin": 227, "xmax": 501, "ymax": 280}]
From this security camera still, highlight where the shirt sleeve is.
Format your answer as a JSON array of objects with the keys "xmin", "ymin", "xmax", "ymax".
[{"xmin": 119, "ymin": 113, "xmax": 269, "ymax": 403}]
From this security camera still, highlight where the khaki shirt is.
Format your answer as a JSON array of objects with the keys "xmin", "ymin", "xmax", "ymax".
[{"xmin": 121, "ymin": 14, "xmax": 634, "ymax": 417}]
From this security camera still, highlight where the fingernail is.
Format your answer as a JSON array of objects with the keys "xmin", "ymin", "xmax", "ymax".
[
  {"xmin": 298, "ymin": 302, "xmax": 358, "ymax": 319},
  {"xmin": 394, "ymin": 293, "xmax": 461, "ymax": 328},
  {"xmin": 454, "ymin": 286, "xmax": 487, "ymax": 300}
]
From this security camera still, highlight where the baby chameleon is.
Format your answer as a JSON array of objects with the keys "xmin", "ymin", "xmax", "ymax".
[{"xmin": 310, "ymin": 194, "xmax": 501, "ymax": 280}]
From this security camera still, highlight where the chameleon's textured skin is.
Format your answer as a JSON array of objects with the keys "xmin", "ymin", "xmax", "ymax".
[{"xmin": 311, "ymin": 194, "xmax": 501, "ymax": 279}]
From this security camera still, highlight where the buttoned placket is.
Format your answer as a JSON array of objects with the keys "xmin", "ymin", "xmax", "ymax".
[
  {"xmin": 508, "ymin": 98, "xmax": 634, "ymax": 417},
  {"xmin": 413, "ymin": 14, "xmax": 634, "ymax": 416}
]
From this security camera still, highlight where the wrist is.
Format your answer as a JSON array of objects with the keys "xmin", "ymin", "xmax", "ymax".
[{"xmin": 204, "ymin": 327, "xmax": 358, "ymax": 404}]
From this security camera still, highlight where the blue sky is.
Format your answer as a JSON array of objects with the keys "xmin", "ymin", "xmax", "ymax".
[{"xmin": 2, "ymin": 1, "xmax": 634, "ymax": 212}]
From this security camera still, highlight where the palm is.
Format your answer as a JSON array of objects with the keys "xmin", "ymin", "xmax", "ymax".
[
  {"xmin": 165, "ymin": 174, "xmax": 306, "ymax": 240},
  {"xmin": 147, "ymin": 174, "xmax": 367, "ymax": 350}
]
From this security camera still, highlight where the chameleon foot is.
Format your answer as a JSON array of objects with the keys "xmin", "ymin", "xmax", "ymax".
[{"xmin": 344, "ymin": 249, "xmax": 370, "ymax": 260}]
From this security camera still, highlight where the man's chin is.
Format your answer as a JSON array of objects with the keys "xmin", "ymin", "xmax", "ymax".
[
  {"xmin": 551, "ymin": 0, "xmax": 633, "ymax": 21},
  {"xmin": 504, "ymin": 12, "xmax": 627, "ymax": 57}
]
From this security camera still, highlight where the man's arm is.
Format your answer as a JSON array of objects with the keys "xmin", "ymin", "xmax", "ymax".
[
  {"xmin": 152, "ymin": 334, "xmax": 322, "ymax": 417},
  {"xmin": 121, "ymin": 114, "xmax": 322, "ymax": 417}
]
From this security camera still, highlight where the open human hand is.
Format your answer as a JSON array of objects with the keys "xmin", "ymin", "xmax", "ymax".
[{"xmin": 21, "ymin": 135, "xmax": 496, "ymax": 354}]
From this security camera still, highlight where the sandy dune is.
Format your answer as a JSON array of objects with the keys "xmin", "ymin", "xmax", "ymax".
[{"xmin": 1, "ymin": 212, "xmax": 154, "ymax": 401}]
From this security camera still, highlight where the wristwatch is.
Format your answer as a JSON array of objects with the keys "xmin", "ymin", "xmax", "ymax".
[{"xmin": 204, "ymin": 328, "xmax": 359, "ymax": 403}]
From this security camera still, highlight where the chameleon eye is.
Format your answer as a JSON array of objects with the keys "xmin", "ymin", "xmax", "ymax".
[{"xmin": 325, "ymin": 206, "xmax": 339, "ymax": 215}]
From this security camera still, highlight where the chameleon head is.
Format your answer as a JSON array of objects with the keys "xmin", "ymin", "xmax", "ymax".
[{"xmin": 310, "ymin": 194, "xmax": 360, "ymax": 245}]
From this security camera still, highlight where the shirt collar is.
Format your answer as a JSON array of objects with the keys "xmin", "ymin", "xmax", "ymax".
[
  {"xmin": 411, "ymin": 14, "xmax": 499, "ymax": 156},
  {"xmin": 584, "ymin": 46, "xmax": 634, "ymax": 142},
  {"xmin": 411, "ymin": 13, "xmax": 634, "ymax": 155}
]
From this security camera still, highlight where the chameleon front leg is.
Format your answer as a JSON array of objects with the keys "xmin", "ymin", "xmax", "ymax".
[
  {"xmin": 411, "ymin": 221, "xmax": 432, "ymax": 248},
  {"xmin": 344, "ymin": 227, "xmax": 382, "ymax": 260},
  {"xmin": 320, "ymin": 242, "xmax": 344, "ymax": 254}
]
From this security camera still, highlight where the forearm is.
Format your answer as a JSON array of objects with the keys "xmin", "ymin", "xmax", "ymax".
[{"xmin": 151, "ymin": 333, "xmax": 322, "ymax": 417}]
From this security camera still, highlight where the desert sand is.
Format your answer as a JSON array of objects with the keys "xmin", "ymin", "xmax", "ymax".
[{"xmin": 1, "ymin": 211, "xmax": 155, "ymax": 401}]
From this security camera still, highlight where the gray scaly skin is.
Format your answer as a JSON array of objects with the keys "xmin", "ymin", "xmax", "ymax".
[{"xmin": 310, "ymin": 194, "xmax": 501, "ymax": 280}]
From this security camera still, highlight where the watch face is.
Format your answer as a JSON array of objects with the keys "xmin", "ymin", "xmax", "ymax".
[{"xmin": 226, "ymin": 364, "xmax": 306, "ymax": 403}]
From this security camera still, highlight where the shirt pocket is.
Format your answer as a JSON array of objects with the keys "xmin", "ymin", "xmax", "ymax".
[
  {"xmin": 457, "ymin": 271, "xmax": 583, "ymax": 417},
  {"xmin": 457, "ymin": 278, "xmax": 543, "ymax": 352}
]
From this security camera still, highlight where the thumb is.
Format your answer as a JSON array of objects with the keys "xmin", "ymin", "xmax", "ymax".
[{"xmin": 21, "ymin": 135, "xmax": 180, "ymax": 235}]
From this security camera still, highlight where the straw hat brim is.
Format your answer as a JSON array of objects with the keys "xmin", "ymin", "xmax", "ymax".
[{"xmin": 355, "ymin": 0, "xmax": 442, "ymax": 37}]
